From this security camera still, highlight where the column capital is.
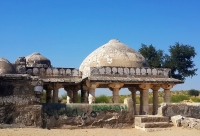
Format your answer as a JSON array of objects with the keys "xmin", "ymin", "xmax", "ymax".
[
  {"xmin": 86, "ymin": 80, "xmax": 99, "ymax": 89},
  {"xmin": 82, "ymin": 85, "xmax": 89, "ymax": 91},
  {"xmin": 139, "ymin": 84, "xmax": 152, "ymax": 90},
  {"xmin": 108, "ymin": 82, "xmax": 124, "ymax": 89},
  {"xmin": 54, "ymin": 83, "xmax": 63, "ymax": 90},
  {"xmin": 151, "ymin": 85, "xmax": 161, "ymax": 91},
  {"xmin": 161, "ymin": 84, "xmax": 174, "ymax": 90}
]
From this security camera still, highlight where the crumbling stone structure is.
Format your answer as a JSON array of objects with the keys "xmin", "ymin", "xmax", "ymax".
[{"xmin": 0, "ymin": 39, "xmax": 184, "ymax": 128}]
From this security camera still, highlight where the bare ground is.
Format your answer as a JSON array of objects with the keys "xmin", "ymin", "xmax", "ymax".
[{"xmin": 0, "ymin": 127, "xmax": 199, "ymax": 136}]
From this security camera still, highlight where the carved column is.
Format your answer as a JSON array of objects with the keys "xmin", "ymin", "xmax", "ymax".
[
  {"xmin": 161, "ymin": 84, "xmax": 174, "ymax": 104},
  {"xmin": 151, "ymin": 85, "xmax": 160, "ymax": 115},
  {"xmin": 108, "ymin": 83, "xmax": 124, "ymax": 103},
  {"xmin": 86, "ymin": 81, "xmax": 99, "ymax": 104},
  {"xmin": 139, "ymin": 84, "xmax": 152, "ymax": 115},
  {"xmin": 73, "ymin": 85, "xmax": 79, "ymax": 103},
  {"xmin": 52, "ymin": 84, "xmax": 62, "ymax": 103},
  {"xmin": 64, "ymin": 85, "xmax": 79, "ymax": 103},
  {"xmin": 73, "ymin": 90, "xmax": 78, "ymax": 103},
  {"xmin": 43, "ymin": 84, "xmax": 53, "ymax": 103},
  {"xmin": 64, "ymin": 86, "xmax": 73, "ymax": 104},
  {"xmin": 128, "ymin": 87, "xmax": 137, "ymax": 115},
  {"xmin": 81, "ymin": 86, "xmax": 89, "ymax": 103}
]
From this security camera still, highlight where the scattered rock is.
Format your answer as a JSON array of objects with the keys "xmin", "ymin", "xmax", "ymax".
[{"xmin": 171, "ymin": 115, "xmax": 184, "ymax": 127}]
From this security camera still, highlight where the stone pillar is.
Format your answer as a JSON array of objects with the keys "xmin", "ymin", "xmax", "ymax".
[
  {"xmin": 128, "ymin": 87, "xmax": 137, "ymax": 115},
  {"xmin": 161, "ymin": 84, "xmax": 174, "ymax": 104},
  {"xmin": 52, "ymin": 84, "xmax": 62, "ymax": 103},
  {"xmin": 73, "ymin": 90, "xmax": 78, "ymax": 103},
  {"xmin": 53, "ymin": 89, "xmax": 58, "ymax": 103},
  {"xmin": 139, "ymin": 84, "xmax": 152, "ymax": 115},
  {"xmin": 108, "ymin": 83, "xmax": 124, "ymax": 103},
  {"xmin": 81, "ymin": 86, "xmax": 89, "ymax": 103},
  {"xmin": 64, "ymin": 86, "xmax": 73, "ymax": 104},
  {"xmin": 86, "ymin": 81, "xmax": 99, "ymax": 104},
  {"xmin": 151, "ymin": 85, "xmax": 160, "ymax": 115},
  {"xmin": 43, "ymin": 85, "xmax": 52, "ymax": 103}
]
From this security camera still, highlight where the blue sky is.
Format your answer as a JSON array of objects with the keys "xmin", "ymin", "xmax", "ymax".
[{"xmin": 0, "ymin": 0, "xmax": 199, "ymax": 96}]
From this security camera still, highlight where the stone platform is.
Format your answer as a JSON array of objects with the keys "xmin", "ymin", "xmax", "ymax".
[{"xmin": 134, "ymin": 115, "xmax": 172, "ymax": 131}]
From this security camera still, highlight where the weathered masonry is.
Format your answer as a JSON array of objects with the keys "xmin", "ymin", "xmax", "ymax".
[{"xmin": 0, "ymin": 39, "xmax": 183, "ymax": 128}]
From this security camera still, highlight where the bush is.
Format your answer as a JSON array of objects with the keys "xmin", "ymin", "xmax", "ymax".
[
  {"xmin": 136, "ymin": 97, "xmax": 140, "ymax": 104},
  {"xmin": 42, "ymin": 91, "xmax": 46, "ymax": 103},
  {"xmin": 148, "ymin": 96, "xmax": 153, "ymax": 104},
  {"xmin": 190, "ymin": 97, "xmax": 200, "ymax": 102},
  {"xmin": 188, "ymin": 89, "xmax": 199, "ymax": 97},
  {"xmin": 95, "ymin": 95, "xmax": 110, "ymax": 103},
  {"xmin": 170, "ymin": 95, "xmax": 190, "ymax": 103}
]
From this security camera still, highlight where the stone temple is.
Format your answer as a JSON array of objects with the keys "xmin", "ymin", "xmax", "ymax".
[{"xmin": 0, "ymin": 39, "xmax": 185, "ymax": 129}]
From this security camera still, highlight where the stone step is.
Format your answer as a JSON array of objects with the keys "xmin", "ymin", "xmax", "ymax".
[
  {"xmin": 135, "ymin": 115, "xmax": 170, "ymax": 123},
  {"xmin": 135, "ymin": 122, "xmax": 171, "ymax": 128}
]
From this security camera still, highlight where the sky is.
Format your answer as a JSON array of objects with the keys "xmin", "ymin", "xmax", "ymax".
[{"xmin": 0, "ymin": 0, "xmax": 199, "ymax": 96}]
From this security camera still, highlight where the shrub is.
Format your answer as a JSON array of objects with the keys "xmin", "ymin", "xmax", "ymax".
[
  {"xmin": 42, "ymin": 91, "xmax": 46, "ymax": 103},
  {"xmin": 148, "ymin": 95, "xmax": 153, "ymax": 104},
  {"xmin": 77, "ymin": 93, "xmax": 81, "ymax": 103},
  {"xmin": 170, "ymin": 95, "xmax": 189, "ymax": 102},
  {"xmin": 190, "ymin": 97, "xmax": 200, "ymax": 102},
  {"xmin": 136, "ymin": 97, "xmax": 140, "ymax": 104},
  {"xmin": 188, "ymin": 89, "xmax": 199, "ymax": 97},
  {"xmin": 95, "ymin": 95, "xmax": 110, "ymax": 103}
]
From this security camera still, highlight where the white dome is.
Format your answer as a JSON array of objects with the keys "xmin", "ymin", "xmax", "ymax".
[
  {"xmin": 0, "ymin": 58, "xmax": 15, "ymax": 74},
  {"xmin": 79, "ymin": 39, "xmax": 148, "ymax": 77}
]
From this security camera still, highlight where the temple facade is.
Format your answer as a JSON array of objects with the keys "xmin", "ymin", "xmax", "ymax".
[{"xmin": 0, "ymin": 39, "xmax": 183, "ymax": 115}]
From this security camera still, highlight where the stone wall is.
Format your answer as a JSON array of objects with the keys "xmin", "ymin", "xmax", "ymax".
[
  {"xmin": 158, "ymin": 103, "xmax": 200, "ymax": 119},
  {"xmin": 42, "ymin": 98, "xmax": 134, "ymax": 129},
  {"xmin": 0, "ymin": 105, "xmax": 42, "ymax": 127},
  {"xmin": 0, "ymin": 77, "xmax": 42, "ymax": 128}
]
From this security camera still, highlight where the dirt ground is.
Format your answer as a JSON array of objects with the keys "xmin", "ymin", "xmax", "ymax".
[{"xmin": 0, "ymin": 127, "xmax": 199, "ymax": 136}]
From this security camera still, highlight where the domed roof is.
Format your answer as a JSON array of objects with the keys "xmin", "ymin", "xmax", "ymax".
[
  {"xmin": 26, "ymin": 52, "xmax": 51, "ymax": 67},
  {"xmin": 79, "ymin": 39, "xmax": 148, "ymax": 77},
  {"xmin": 0, "ymin": 58, "xmax": 15, "ymax": 74}
]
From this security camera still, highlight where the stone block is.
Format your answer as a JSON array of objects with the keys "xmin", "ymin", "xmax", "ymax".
[{"xmin": 171, "ymin": 115, "xmax": 184, "ymax": 127}]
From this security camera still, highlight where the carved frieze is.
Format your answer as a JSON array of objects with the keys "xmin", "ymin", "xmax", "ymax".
[{"xmin": 90, "ymin": 66, "xmax": 171, "ymax": 78}]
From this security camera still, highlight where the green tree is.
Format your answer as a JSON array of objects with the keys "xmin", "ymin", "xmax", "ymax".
[
  {"xmin": 163, "ymin": 43, "xmax": 197, "ymax": 80},
  {"xmin": 188, "ymin": 89, "xmax": 199, "ymax": 97},
  {"xmin": 139, "ymin": 42, "xmax": 197, "ymax": 80},
  {"xmin": 139, "ymin": 44, "xmax": 164, "ymax": 68}
]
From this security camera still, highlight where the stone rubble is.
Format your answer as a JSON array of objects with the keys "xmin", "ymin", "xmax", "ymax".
[{"xmin": 181, "ymin": 117, "xmax": 200, "ymax": 130}]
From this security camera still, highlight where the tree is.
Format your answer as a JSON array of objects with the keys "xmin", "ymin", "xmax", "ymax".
[
  {"xmin": 188, "ymin": 89, "xmax": 199, "ymax": 97},
  {"xmin": 163, "ymin": 42, "xmax": 197, "ymax": 80},
  {"xmin": 139, "ymin": 44, "xmax": 164, "ymax": 68},
  {"xmin": 139, "ymin": 42, "xmax": 197, "ymax": 80}
]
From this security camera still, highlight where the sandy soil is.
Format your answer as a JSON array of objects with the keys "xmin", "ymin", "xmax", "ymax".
[{"xmin": 0, "ymin": 127, "xmax": 199, "ymax": 136}]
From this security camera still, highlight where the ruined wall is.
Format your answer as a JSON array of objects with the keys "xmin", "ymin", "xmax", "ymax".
[
  {"xmin": 42, "ymin": 98, "xmax": 134, "ymax": 129},
  {"xmin": 0, "ymin": 78, "xmax": 42, "ymax": 127},
  {"xmin": 158, "ymin": 103, "xmax": 200, "ymax": 119}
]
